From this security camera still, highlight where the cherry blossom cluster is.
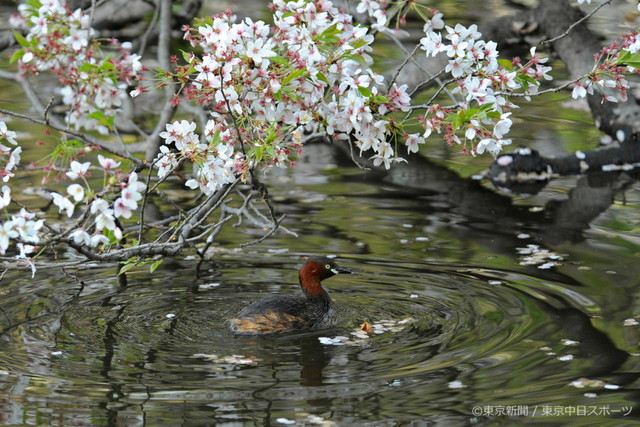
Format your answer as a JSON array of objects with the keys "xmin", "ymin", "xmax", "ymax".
[
  {"xmin": 0, "ymin": 121, "xmax": 21, "ymax": 184},
  {"xmin": 419, "ymin": 13, "xmax": 553, "ymax": 156},
  {"xmin": 8, "ymin": 0, "xmax": 640, "ymax": 276},
  {"xmin": 0, "ymin": 122, "xmax": 39, "ymax": 266},
  {"xmin": 569, "ymin": 33, "xmax": 640, "ymax": 103},
  {"xmin": 150, "ymin": 0, "xmax": 420, "ymax": 185},
  {"xmin": 50, "ymin": 157, "xmax": 147, "ymax": 249},
  {"xmin": 0, "ymin": 128, "xmax": 146, "ymax": 267},
  {"xmin": 157, "ymin": 120, "xmax": 238, "ymax": 195},
  {"xmin": 354, "ymin": 0, "xmax": 391, "ymax": 33},
  {"xmin": 12, "ymin": 0, "xmax": 142, "ymax": 133}
]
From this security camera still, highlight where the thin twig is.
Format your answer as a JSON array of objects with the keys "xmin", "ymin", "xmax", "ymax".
[
  {"xmin": 408, "ymin": 77, "xmax": 474, "ymax": 112},
  {"xmin": 239, "ymin": 214, "xmax": 288, "ymax": 248},
  {"xmin": 0, "ymin": 70, "xmax": 65, "ymax": 129},
  {"xmin": 387, "ymin": 43, "xmax": 422, "ymax": 91},
  {"xmin": 0, "ymin": 258, "xmax": 91, "ymax": 270},
  {"xmin": 174, "ymin": 180, "xmax": 237, "ymax": 241},
  {"xmin": 137, "ymin": 0, "xmax": 161, "ymax": 57},
  {"xmin": 409, "ymin": 67, "xmax": 447, "ymax": 97},
  {"xmin": 347, "ymin": 140, "xmax": 370, "ymax": 170},
  {"xmin": 541, "ymin": 0, "xmax": 613, "ymax": 45}
]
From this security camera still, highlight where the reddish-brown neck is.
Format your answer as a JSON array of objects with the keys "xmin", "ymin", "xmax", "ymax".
[{"xmin": 298, "ymin": 262, "xmax": 327, "ymax": 297}]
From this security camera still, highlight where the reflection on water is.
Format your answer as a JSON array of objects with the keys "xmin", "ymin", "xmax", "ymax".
[
  {"xmin": 1, "ymin": 149, "xmax": 640, "ymax": 424},
  {"xmin": 1, "ymin": 0, "xmax": 640, "ymax": 422}
]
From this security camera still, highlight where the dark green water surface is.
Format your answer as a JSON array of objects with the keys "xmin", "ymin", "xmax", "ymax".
[
  {"xmin": 2, "ymin": 1, "xmax": 640, "ymax": 425},
  {"xmin": 1, "ymin": 142, "xmax": 640, "ymax": 425}
]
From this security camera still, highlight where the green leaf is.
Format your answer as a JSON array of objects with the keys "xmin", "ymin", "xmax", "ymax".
[
  {"xmin": 320, "ymin": 23, "xmax": 340, "ymax": 36},
  {"xmin": 316, "ymin": 23, "xmax": 341, "ymax": 45},
  {"xmin": 268, "ymin": 56, "xmax": 289, "ymax": 65},
  {"xmin": 617, "ymin": 50, "xmax": 640, "ymax": 68},
  {"xmin": 478, "ymin": 102, "xmax": 495, "ymax": 111},
  {"xmin": 282, "ymin": 68, "xmax": 307, "ymax": 85},
  {"xmin": 265, "ymin": 146, "xmax": 276, "ymax": 158},
  {"xmin": 350, "ymin": 39, "xmax": 369, "ymax": 49},
  {"xmin": 498, "ymin": 58, "xmax": 513, "ymax": 70},
  {"xmin": 315, "ymin": 71, "xmax": 329, "ymax": 84},
  {"xmin": 320, "ymin": 35, "xmax": 340, "ymax": 45},
  {"xmin": 101, "ymin": 60, "xmax": 116, "ymax": 71},
  {"xmin": 26, "ymin": 0, "xmax": 43, "ymax": 9},
  {"xmin": 118, "ymin": 262, "xmax": 137, "ymax": 275},
  {"xmin": 155, "ymin": 68, "xmax": 168, "ymax": 77},
  {"xmin": 516, "ymin": 73, "xmax": 538, "ymax": 91},
  {"xmin": 444, "ymin": 113, "xmax": 458, "ymax": 122},
  {"xmin": 10, "ymin": 49, "xmax": 25, "ymax": 64},
  {"xmin": 209, "ymin": 129, "xmax": 221, "ymax": 145},
  {"xmin": 343, "ymin": 53, "xmax": 367, "ymax": 66},
  {"xmin": 180, "ymin": 49, "xmax": 192, "ymax": 64},
  {"xmin": 87, "ymin": 111, "xmax": 109, "ymax": 126},
  {"xmin": 150, "ymin": 259, "xmax": 163, "ymax": 273},
  {"xmin": 13, "ymin": 31, "xmax": 29, "ymax": 48},
  {"xmin": 250, "ymin": 145, "xmax": 264, "ymax": 163},
  {"xmin": 86, "ymin": 111, "xmax": 104, "ymax": 119},
  {"xmin": 357, "ymin": 85, "xmax": 372, "ymax": 97},
  {"xmin": 459, "ymin": 108, "xmax": 478, "ymax": 121},
  {"xmin": 518, "ymin": 74, "xmax": 537, "ymax": 84},
  {"xmin": 78, "ymin": 63, "xmax": 97, "ymax": 73},
  {"xmin": 618, "ymin": 50, "xmax": 631, "ymax": 63}
]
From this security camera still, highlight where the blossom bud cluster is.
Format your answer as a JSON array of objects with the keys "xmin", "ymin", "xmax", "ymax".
[{"xmin": 12, "ymin": 0, "xmax": 142, "ymax": 133}]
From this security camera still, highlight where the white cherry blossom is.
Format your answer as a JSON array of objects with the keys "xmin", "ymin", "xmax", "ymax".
[
  {"xmin": 52, "ymin": 192, "xmax": 75, "ymax": 217},
  {"xmin": 67, "ymin": 184, "xmax": 85, "ymax": 202},
  {"xmin": 66, "ymin": 161, "xmax": 91, "ymax": 180}
]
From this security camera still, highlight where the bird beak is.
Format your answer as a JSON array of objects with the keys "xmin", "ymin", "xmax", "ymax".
[{"xmin": 331, "ymin": 267, "xmax": 351, "ymax": 275}]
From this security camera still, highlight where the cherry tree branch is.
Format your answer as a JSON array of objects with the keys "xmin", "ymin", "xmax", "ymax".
[{"xmin": 0, "ymin": 107, "xmax": 142, "ymax": 163}]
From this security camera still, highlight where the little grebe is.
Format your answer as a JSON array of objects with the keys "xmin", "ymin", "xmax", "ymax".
[{"xmin": 229, "ymin": 256, "xmax": 351, "ymax": 334}]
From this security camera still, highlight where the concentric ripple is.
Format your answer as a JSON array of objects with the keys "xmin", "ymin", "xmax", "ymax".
[{"xmin": 1, "ymin": 254, "xmax": 611, "ymax": 425}]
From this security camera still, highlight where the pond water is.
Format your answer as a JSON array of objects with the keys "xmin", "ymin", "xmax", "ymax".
[
  {"xmin": 3, "ymin": 0, "xmax": 640, "ymax": 425},
  {"xmin": 1, "ymin": 139, "xmax": 640, "ymax": 425}
]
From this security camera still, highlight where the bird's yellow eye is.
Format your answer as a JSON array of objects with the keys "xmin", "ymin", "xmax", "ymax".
[{"xmin": 325, "ymin": 264, "xmax": 331, "ymax": 269}]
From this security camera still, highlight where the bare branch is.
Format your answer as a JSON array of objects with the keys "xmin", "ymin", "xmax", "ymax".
[
  {"xmin": 541, "ymin": 0, "xmax": 613, "ymax": 45},
  {"xmin": 387, "ymin": 43, "xmax": 422, "ymax": 91},
  {"xmin": 239, "ymin": 214, "xmax": 288, "ymax": 248}
]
